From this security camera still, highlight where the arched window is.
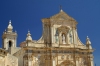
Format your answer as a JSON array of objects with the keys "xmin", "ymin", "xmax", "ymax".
[{"xmin": 8, "ymin": 41, "xmax": 12, "ymax": 47}]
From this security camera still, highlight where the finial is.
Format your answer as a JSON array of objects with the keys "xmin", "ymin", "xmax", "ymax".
[
  {"xmin": 26, "ymin": 30, "xmax": 32, "ymax": 41},
  {"xmin": 86, "ymin": 36, "xmax": 91, "ymax": 45},
  {"xmin": 9, "ymin": 20, "xmax": 11, "ymax": 24},
  {"xmin": 60, "ymin": 5, "xmax": 62, "ymax": 10},
  {"xmin": 86, "ymin": 36, "xmax": 92, "ymax": 49},
  {"xmin": 60, "ymin": 5, "xmax": 63, "ymax": 12},
  {"xmin": 28, "ymin": 30, "xmax": 30, "ymax": 33},
  {"xmin": 86, "ymin": 36, "xmax": 90, "ymax": 40},
  {"xmin": 87, "ymin": 36, "xmax": 88, "ymax": 38},
  {"xmin": 7, "ymin": 20, "xmax": 13, "ymax": 32},
  {"xmin": 27, "ymin": 30, "xmax": 31, "ymax": 36}
]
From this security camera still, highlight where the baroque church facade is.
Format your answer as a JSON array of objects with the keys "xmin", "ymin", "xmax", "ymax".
[{"xmin": 0, "ymin": 9, "xmax": 94, "ymax": 66}]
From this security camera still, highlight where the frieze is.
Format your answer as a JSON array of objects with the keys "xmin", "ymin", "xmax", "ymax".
[{"xmin": 24, "ymin": 49, "xmax": 91, "ymax": 55}]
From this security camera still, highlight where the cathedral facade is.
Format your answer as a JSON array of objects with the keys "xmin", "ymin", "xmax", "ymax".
[{"xmin": 0, "ymin": 9, "xmax": 94, "ymax": 66}]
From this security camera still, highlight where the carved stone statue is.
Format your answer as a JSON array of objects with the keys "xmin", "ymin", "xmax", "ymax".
[
  {"xmin": 69, "ymin": 30, "xmax": 73, "ymax": 44},
  {"xmin": 55, "ymin": 36, "xmax": 58, "ymax": 43},
  {"xmin": 55, "ymin": 29, "xmax": 59, "ymax": 43},
  {"xmin": 62, "ymin": 34, "xmax": 66, "ymax": 44}
]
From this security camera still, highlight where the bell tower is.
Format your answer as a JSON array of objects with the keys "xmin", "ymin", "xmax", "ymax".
[{"xmin": 2, "ymin": 20, "xmax": 17, "ymax": 50}]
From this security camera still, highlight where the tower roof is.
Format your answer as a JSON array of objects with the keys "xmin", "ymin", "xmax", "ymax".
[
  {"xmin": 7, "ymin": 20, "xmax": 13, "ymax": 32},
  {"xmin": 8, "ymin": 20, "xmax": 13, "ymax": 29}
]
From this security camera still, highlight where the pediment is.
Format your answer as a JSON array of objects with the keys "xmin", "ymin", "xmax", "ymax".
[
  {"xmin": 42, "ymin": 10, "xmax": 77, "ymax": 27},
  {"xmin": 50, "ymin": 10, "xmax": 75, "ymax": 21}
]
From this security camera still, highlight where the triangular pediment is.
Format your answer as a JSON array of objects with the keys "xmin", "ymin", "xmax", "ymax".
[
  {"xmin": 50, "ymin": 10, "xmax": 75, "ymax": 21},
  {"xmin": 42, "ymin": 10, "xmax": 77, "ymax": 27}
]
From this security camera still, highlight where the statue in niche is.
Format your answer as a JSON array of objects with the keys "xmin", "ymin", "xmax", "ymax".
[
  {"xmin": 55, "ymin": 29, "xmax": 59, "ymax": 43},
  {"xmin": 69, "ymin": 30, "xmax": 73, "ymax": 44},
  {"xmin": 55, "ymin": 36, "xmax": 58, "ymax": 43},
  {"xmin": 62, "ymin": 33, "xmax": 66, "ymax": 44}
]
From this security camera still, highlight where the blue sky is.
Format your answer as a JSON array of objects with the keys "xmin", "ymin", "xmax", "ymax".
[{"xmin": 0, "ymin": 0, "xmax": 100, "ymax": 65}]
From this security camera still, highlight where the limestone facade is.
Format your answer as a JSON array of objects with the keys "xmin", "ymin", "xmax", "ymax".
[{"xmin": 0, "ymin": 9, "xmax": 94, "ymax": 66}]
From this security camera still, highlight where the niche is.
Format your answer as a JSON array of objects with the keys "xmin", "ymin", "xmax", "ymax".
[{"xmin": 62, "ymin": 33, "xmax": 66, "ymax": 44}]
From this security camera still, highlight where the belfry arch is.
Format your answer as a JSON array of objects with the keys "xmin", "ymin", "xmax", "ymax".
[{"xmin": 8, "ymin": 41, "xmax": 12, "ymax": 47}]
